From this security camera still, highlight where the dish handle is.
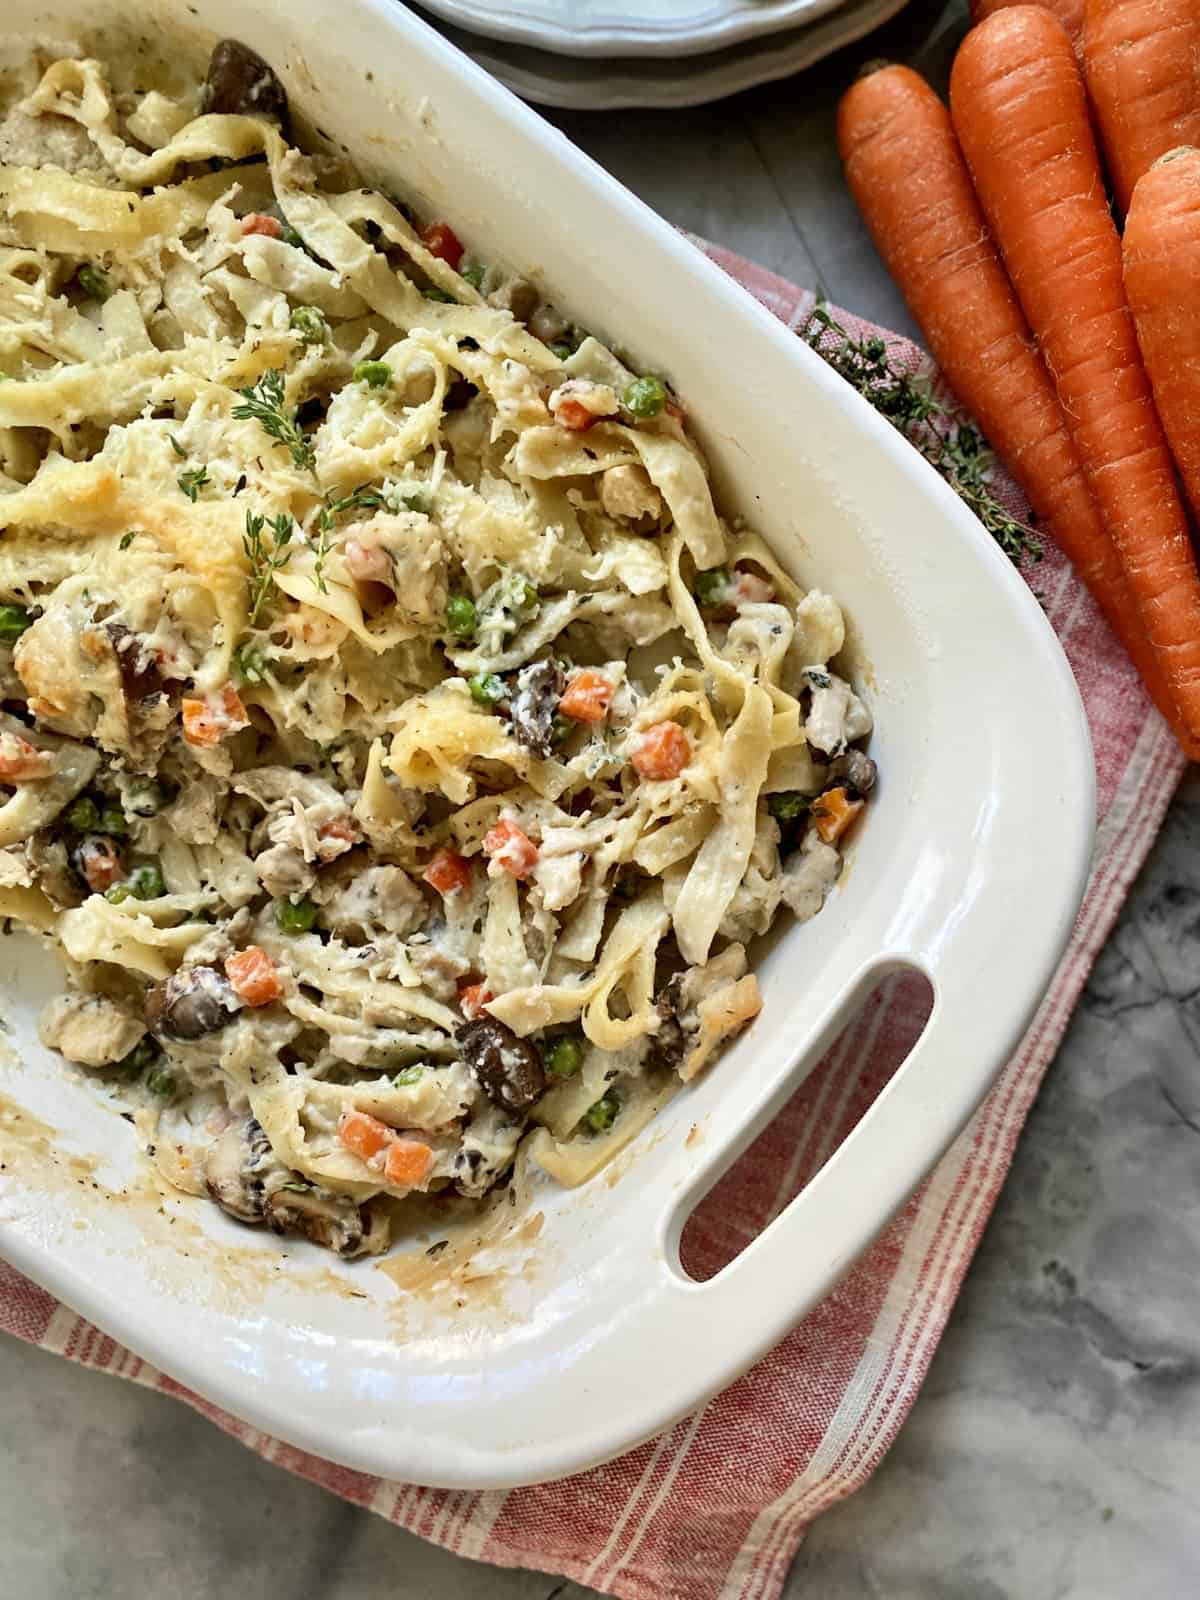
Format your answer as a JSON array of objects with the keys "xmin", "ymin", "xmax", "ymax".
[{"xmin": 654, "ymin": 940, "xmax": 1040, "ymax": 1378}]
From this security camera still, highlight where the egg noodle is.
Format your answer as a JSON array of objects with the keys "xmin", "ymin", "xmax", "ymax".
[{"xmin": 0, "ymin": 40, "xmax": 875, "ymax": 1256}]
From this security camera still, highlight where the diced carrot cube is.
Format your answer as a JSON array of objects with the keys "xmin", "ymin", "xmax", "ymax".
[
  {"xmin": 559, "ymin": 669, "xmax": 614, "ymax": 723},
  {"xmin": 811, "ymin": 786, "xmax": 865, "ymax": 845},
  {"xmin": 242, "ymin": 212, "xmax": 283, "ymax": 238},
  {"xmin": 337, "ymin": 1108, "xmax": 393, "ymax": 1164},
  {"xmin": 555, "ymin": 397, "xmax": 599, "ymax": 432},
  {"xmin": 422, "ymin": 846, "xmax": 473, "ymax": 896},
  {"xmin": 631, "ymin": 721, "xmax": 691, "ymax": 781},
  {"xmin": 458, "ymin": 980, "xmax": 493, "ymax": 1020},
  {"xmin": 77, "ymin": 836, "xmax": 124, "ymax": 893},
  {"xmin": 383, "ymin": 1138, "xmax": 434, "ymax": 1188},
  {"xmin": 181, "ymin": 684, "xmax": 249, "ymax": 747},
  {"xmin": 483, "ymin": 818, "xmax": 538, "ymax": 879},
  {"xmin": 419, "ymin": 222, "xmax": 464, "ymax": 269},
  {"xmin": 224, "ymin": 945, "xmax": 285, "ymax": 1007},
  {"xmin": 318, "ymin": 817, "xmax": 359, "ymax": 844},
  {"xmin": 316, "ymin": 816, "xmax": 360, "ymax": 861}
]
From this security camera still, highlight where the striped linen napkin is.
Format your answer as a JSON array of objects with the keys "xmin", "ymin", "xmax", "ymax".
[{"xmin": 0, "ymin": 242, "xmax": 1185, "ymax": 1600}]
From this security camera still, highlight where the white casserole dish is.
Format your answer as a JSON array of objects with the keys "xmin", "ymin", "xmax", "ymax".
[{"xmin": 0, "ymin": 0, "xmax": 1094, "ymax": 1489}]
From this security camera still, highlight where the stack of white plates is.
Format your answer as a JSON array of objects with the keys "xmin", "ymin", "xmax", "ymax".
[{"xmin": 415, "ymin": 0, "xmax": 912, "ymax": 109}]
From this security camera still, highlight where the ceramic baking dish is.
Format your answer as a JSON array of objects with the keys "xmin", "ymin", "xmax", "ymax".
[{"xmin": 0, "ymin": 0, "xmax": 1094, "ymax": 1488}]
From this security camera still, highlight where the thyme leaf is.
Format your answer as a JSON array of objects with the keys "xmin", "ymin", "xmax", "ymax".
[
  {"xmin": 232, "ymin": 368, "xmax": 317, "ymax": 477},
  {"xmin": 177, "ymin": 464, "xmax": 209, "ymax": 502},
  {"xmin": 799, "ymin": 302, "xmax": 1040, "ymax": 568}
]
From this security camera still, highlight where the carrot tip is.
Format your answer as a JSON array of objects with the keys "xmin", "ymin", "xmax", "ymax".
[{"xmin": 853, "ymin": 57, "xmax": 893, "ymax": 82}]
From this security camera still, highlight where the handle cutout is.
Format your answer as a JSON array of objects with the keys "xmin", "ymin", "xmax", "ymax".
[{"xmin": 677, "ymin": 966, "xmax": 934, "ymax": 1283}]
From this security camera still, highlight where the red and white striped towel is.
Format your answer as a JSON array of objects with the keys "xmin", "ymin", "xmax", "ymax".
[{"xmin": 0, "ymin": 245, "xmax": 1185, "ymax": 1600}]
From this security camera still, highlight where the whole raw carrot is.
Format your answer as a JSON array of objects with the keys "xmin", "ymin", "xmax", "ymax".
[
  {"xmin": 969, "ymin": 0, "xmax": 1084, "ymax": 51},
  {"xmin": 837, "ymin": 63, "xmax": 1173, "ymax": 720},
  {"xmin": 1124, "ymin": 147, "xmax": 1200, "ymax": 522},
  {"xmin": 1084, "ymin": 0, "xmax": 1200, "ymax": 213},
  {"xmin": 951, "ymin": 6, "xmax": 1200, "ymax": 750}
]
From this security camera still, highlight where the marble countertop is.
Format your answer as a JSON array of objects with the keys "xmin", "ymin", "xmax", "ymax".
[{"xmin": 4, "ymin": 3, "xmax": 1199, "ymax": 1595}]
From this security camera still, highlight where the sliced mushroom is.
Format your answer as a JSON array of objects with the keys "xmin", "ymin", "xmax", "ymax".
[
  {"xmin": 508, "ymin": 658, "xmax": 564, "ymax": 760},
  {"xmin": 204, "ymin": 1118, "xmax": 387, "ymax": 1256},
  {"xmin": 457, "ymin": 1016, "xmax": 546, "ymax": 1114},
  {"xmin": 146, "ymin": 965, "xmax": 241, "ymax": 1041},
  {"xmin": 264, "ymin": 1185, "xmax": 389, "ymax": 1257},
  {"xmin": 202, "ymin": 39, "xmax": 288, "ymax": 121},
  {"xmin": 204, "ymin": 1116, "xmax": 275, "ymax": 1223},
  {"xmin": 826, "ymin": 748, "xmax": 877, "ymax": 797},
  {"xmin": 645, "ymin": 980, "xmax": 686, "ymax": 1074},
  {"xmin": 452, "ymin": 1102, "xmax": 525, "ymax": 1198},
  {"xmin": 106, "ymin": 622, "xmax": 168, "ymax": 707}
]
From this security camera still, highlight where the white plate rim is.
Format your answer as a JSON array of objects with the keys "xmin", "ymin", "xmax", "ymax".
[
  {"xmin": 425, "ymin": 0, "xmax": 910, "ymax": 110},
  {"xmin": 416, "ymin": 0, "xmax": 848, "ymax": 61}
]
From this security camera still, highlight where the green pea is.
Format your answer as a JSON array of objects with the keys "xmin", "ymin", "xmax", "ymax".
[
  {"xmin": 549, "ymin": 342, "xmax": 573, "ymax": 361},
  {"xmin": 99, "ymin": 806, "xmax": 127, "ymax": 837},
  {"xmin": 446, "ymin": 593, "xmax": 477, "ymax": 639},
  {"xmin": 517, "ymin": 581, "xmax": 539, "ymax": 615},
  {"xmin": 289, "ymin": 305, "xmax": 327, "ymax": 344},
  {"xmin": 583, "ymin": 1090, "xmax": 620, "ymax": 1134},
  {"xmin": 767, "ymin": 792, "xmax": 809, "ymax": 824},
  {"xmin": 126, "ymin": 862, "xmax": 165, "ymax": 900},
  {"xmin": 622, "ymin": 375, "xmax": 667, "ymax": 419},
  {"xmin": 0, "ymin": 603, "xmax": 31, "ymax": 642},
  {"xmin": 115, "ymin": 1037, "xmax": 158, "ymax": 1075},
  {"xmin": 145, "ymin": 1066, "xmax": 176, "ymax": 1099},
  {"xmin": 469, "ymin": 672, "xmax": 506, "ymax": 706},
  {"xmin": 460, "ymin": 263, "xmax": 485, "ymax": 290},
  {"xmin": 353, "ymin": 359, "xmax": 393, "ymax": 388},
  {"xmin": 233, "ymin": 641, "xmax": 267, "ymax": 686},
  {"xmin": 694, "ymin": 566, "xmax": 731, "ymax": 609},
  {"xmin": 393, "ymin": 1063, "xmax": 425, "ymax": 1086},
  {"xmin": 77, "ymin": 264, "xmax": 113, "ymax": 302},
  {"xmin": 275, "ymin": 895, "xmax": 317, "ymax": 934},
  {"xmin": 423, "ymin": 287, "xmax": 454, "ymax": 303},
  {"xmin": 546, "ymin": 1034, "xmax": 583, "ymax": 1079},
  {"xmin": 64, "ymin": 796, "xmax": 100, "ymax": 833},
  {"xmin": 105, "ymin": 884, "xmax": 133, "ymax": 904}
]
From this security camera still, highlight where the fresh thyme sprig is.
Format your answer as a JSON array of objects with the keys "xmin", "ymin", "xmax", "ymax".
[
  {"xmin": 232, "ymin": 368, "xmax": 317, "ymax": 477},
  {"xmin": 799, "ymin": 303, "xmax": 1040, "ymax": 568},
  {"xmin": 243, "ymin": 508, "xmax": 295, "ymax": 625}
]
